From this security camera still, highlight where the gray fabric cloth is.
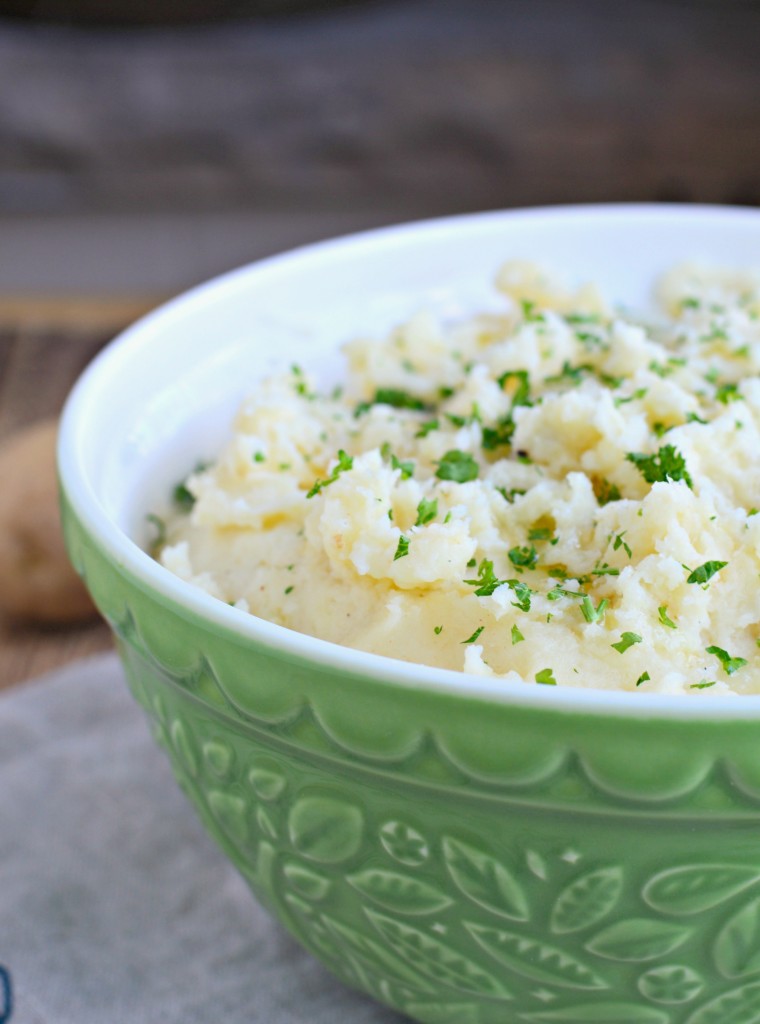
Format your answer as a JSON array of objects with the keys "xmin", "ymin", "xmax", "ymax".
[{"xmin": 0, "ymin": 654, "xmax": 404, "ymax": 1024}]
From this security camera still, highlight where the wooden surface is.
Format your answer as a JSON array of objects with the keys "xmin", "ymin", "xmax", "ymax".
[
  {"xmin": 1, "ymin": 0, "xmax": 760, "ymax": 219},
  {"xmin": 0, "ymin": 300, "xmax": 162, "ymax": 691}
]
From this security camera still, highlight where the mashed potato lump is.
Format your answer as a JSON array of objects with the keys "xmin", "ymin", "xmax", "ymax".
[{"xmin": 158, "ymin": 262, "xmax": 760, "ymax": 695}]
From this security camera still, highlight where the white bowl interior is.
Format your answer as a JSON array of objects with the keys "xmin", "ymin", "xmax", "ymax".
[{"xmin": 59, "ymin": 204, "xmax": 760, "ymax": 715}]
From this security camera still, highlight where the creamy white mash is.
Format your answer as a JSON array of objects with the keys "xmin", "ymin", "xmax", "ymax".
[{"xmin": 159, "ymin": 262, "xmax": 760, "ymax": 694}]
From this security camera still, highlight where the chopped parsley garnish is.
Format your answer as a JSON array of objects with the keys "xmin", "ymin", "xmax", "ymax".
[
  {"xmin": 658, "ymin": 605, "xmax": 677, "ymax": 629},
  {"xmin": 611, "ymin": 632, "xmax": 642, "ymax": 654},
  {"xmin": 373, "ymin": 388, "xmax": 431, "ymax": 411},
  {"xmin": 414, "ymin": 497, "xmax": 438, "ymax": 526},
  {"xmin": 686, "ymin": 560, "xmax": 727, "ymax": 585},
  {"xmin": 284, "ymin": 585, "xmax": 294, "ymax": 595},
  {"xmin": 391, "ymin": 453, "xmax": 414, "ymax": 479},
  {"xmin": 528, "ymin": 526, "xmax": 555, "ymax": 542},
  {"xmin": 434, "ymin": 625, "xmax": 443, "ymax": 635},
  {"xmin": 511, "ymin": 624, "xmax": 524, "ymax": 645},
  {"xmin": 595, "ymin": 478, "xmax": 622, "ymax": 505},
  {"xmin": 508, "ymin": 545, "xmax": 538, "ymax": 570},
  {"xmin": 497, "ymin": 369, "xmax": 532, "ymax": 407},
  {"xmin": 626, "ymin": 444, "xmax": 693, "ymax": 489},
  {"xmin": 465, "ymin": 558, "xmax": 506, "ymax": 596},
  {"xmin": 613, "ymin": 531, "xmax": 632, "ymax": 558},
  {"xmin": 146, "ymin": 513, "xmax": 167, "ymax": 551},
  {"xmin": 686, "ymin": 411, "xmax": 708, "ymax": 425},
  {"xmin": 580, "ymin": 596, "xmax": 608, "ymax": 624},
  {"xmin": 535, "ymin": 668, "xmax": 557, "ymax": 685},
  {"xmin": 706, "ymin": 645, "xmax": 747, "ymax": 675},
  {"xmin": 435, "ymin": 450, "xmax": 479, "ymax": 483},
  {"xmin": 393, "ymin": 535, "xmax": 410, "ymax": 560},
  {"xmin": 614, "ymin": 387, "xmax": 648, "ymax": 406},
  {"xmin": 462, "ymin": 625, "xmax": 485, "ymax": 645},
  {"xmin": 415, "ymin": 418, "xmax": 440, "ymax": 438},
  {"xmin": 173, "ymin": 460, "xmax": 210, "ymax": 510},
  {"xmin": 306, "ymin": 449, "xmax": 353, "ymax": 498},
  {"xmin": 635, "ymin": 671, "xmax": 651, "ymax": 687},
  {"xmin": 509, "ymin": 580, "xmax": 534, "ymax": 612},
  {"xmin": 481, "ymin": 417, "xmax": 516, "ymax": 451},
  {"xmin": 592, "ymin": 561, "xmax": 620, "ymax": 577},
  {"xmin": 253, "ymin": 451, "xmax": 266, "ymax": 463},
  {"xmin": 715, "ymin": 382, "xmax": 741, "ymax": 404},
  {"xmin": 691, "ymin": 681, "xmax": 716, "ymax": 690}
]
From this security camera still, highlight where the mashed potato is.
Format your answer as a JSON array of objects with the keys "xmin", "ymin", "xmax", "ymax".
[{"xmin": 158, "ymin": 262, "xmax": 760, "ymax": 695}]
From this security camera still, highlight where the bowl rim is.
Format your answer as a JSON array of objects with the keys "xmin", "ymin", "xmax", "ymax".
[{"xmin": 59, "ymin": 201, "xmax": 760, "ymax": 720}]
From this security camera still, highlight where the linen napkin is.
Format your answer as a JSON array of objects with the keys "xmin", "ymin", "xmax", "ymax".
[{"xmin": 0, "ymin": 654, "xmax": 405, "ymax": 1024}]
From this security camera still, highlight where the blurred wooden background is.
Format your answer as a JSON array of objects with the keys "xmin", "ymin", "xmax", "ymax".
[{"xmin": 1, "ymin": 0, "xmax": 760, "ymax": 687}]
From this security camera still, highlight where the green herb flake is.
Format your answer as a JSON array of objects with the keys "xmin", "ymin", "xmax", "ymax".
[
  {"xmin": 284, "ymin": 585, "xmax": 294, "ymax": 595},
  {"xmin": 580, "ymin": 596, "xmax": 609, "ymax": 624},
  {"xmin": 658, "ymin": 605, "xmax": 677, "ymax": 629},
  {"xmin": 373, "ymin": 388, "xmax": 430, "ymax": 411},
  {"xmin": 528, "ymin": 526, "xmax": 554, "ymax": 542},
  {"xmin": 615, "ymin": 387, "xmax": 648, "ymax": 406},
  {"xmin": 706, "ymin": 644, "xmax": 748, "ymax": 676},
  {"xmin": 691, "ymin": 681, "xmax": 716, "ymax": 690},
  {"xmin": 393, "ymin": 536, "xmax": 410, "ymax": 561},
  {"xmin": 464, "ymin": 559, "xmax": 505, "ymax": 597},
  {"xmin": 434, "ymin": 625, "xmax": 443, "ymax": 635},
  {"xmin": 612, "ymin": 632, "xmax": 643, "ymax": 654},
  {"xmin": 414, "ymin": 497, "xmax": 438, "ymax": 527},
  {"xmin": 592, "ymin": 562, "xmax": 620, "ymax": 577},
  {"xmin": 508, "ymin": 544, "xmax": 538, "ymax": 570},
  {"xmin": 686, "ymin": 560, "xmax": 727, "ymax": 585},
  {"xmin": 511, "ymin": 624, "xmax": 525, "ymax": 645},
  {"xmin": 509, "ymin": 580, "xmax": 534, "ymax": 612},
  {"xmin": 415, "ymin": 419, "xmax": 439, "ymax": 438},
  {"xmin": 715, "ymin": 382, "xmax": 741, "ymax": 404},
  {"xmin": 462, "ymin": 625, "xmax": 485, "ymax": 645},
  {"xmin": 535, "ymin": 668, "xmax": 557, "ymax": 686},
  {"xmin": 306, "ymin": 449, "xmax": 354, "ymax": 498},
  {"xmin": 146, "ymin": 513, "xmax": 167, "ymax": 552},
  {"xmin": 253, "ymin": 451, "xmax": 266, "ymax": 463},
  {"xmin": 626, "ymin": 444, "xmax": 693, "ymax": 489},
  {"xmin": 635, "ymin": 671, "xmax": 651, "ymax": 687},
  {"xmin": 435, "ymin": 450, "xmax": 479, "ymax": 483},
  {"xmin": 612, "ymin": 531, "xmax": 632, "ymax": 558},
  {"xmin": 391, "ymin": 453, "xmax": 414, "ymax": 479},
  {"xmin": 497, "ymin": 369, "xmax": 532, "ymax": 407},
  {"xmin": 595, "ymin": 478, "xmax": 622, "ymax": 506},
  {"xmin": 686, "ymin": 411, "xmax": 708, "ymax": 425}
]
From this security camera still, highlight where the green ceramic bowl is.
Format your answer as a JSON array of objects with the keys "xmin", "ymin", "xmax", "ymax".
[{"xmin": 59, "ymin": 205, "xmax": 760, "ymax": 1024}]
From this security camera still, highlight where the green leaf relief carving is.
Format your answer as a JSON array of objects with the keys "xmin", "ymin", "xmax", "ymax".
[
  {"xmin": 282, "ymin": 861, "xmax": 332, "ymax": 901},
  {"xmin": 466, "ymin": 922, "xmax": 607, "ymax": 990},
  {"xmin": 551, "ymin": 867, "xmax": 624, "ymax": 935},
  {"xmin": 685, "ymin": 981, "xmax": 760, "ymax": 1024},
  {"xmin": 322, "ymin": 915, "xmax": 437, "ymax": 995},
  {"xmin": 379, "ymin": 821, "xmax": 429, "ymax": 866},
  {"xmin": 522, "ymin": 1002, "xmax": 670, "ymax": 1022},
  {"xmin": 442, "ymin": 836, "xmax": 529, "ymax": 921},
  {"xmin": 366, "ymin": 909, "xmax": 513, "ymax": 999},
  {"xmin": 206, "ymin": 790, "xmax": 248, "ymax": 844},
  {"xmin": 169, "ymin": 718, "xmax": 198, "ymax": 777},
  {"xmin": 288, "ymin": 795, "xmax": 363, "ymax": 863},
  {"xmin": 638, "ymin": 965, "xmax": 703, "ymax": 1005},
  {"xmin": 256, "ymin": 805, "xmax": 278, "ymax": 839},
  {"xmin": 202, "ymin": 739, "xmax": 235, "ymax": 778},
  {"xmin": 586, "ymin": 919, "xmax": 691, "ymax": 962},
  {"xmin": 644, "ymin": 865, "xmax": 760, "ymax": 915},
  {"xmin": 715, "ymin": 896, "xmax": 760, "ymax": 978},
  {"xmin": 347, "ymin": 868, "xmax": 453, "ymax": 914}
]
